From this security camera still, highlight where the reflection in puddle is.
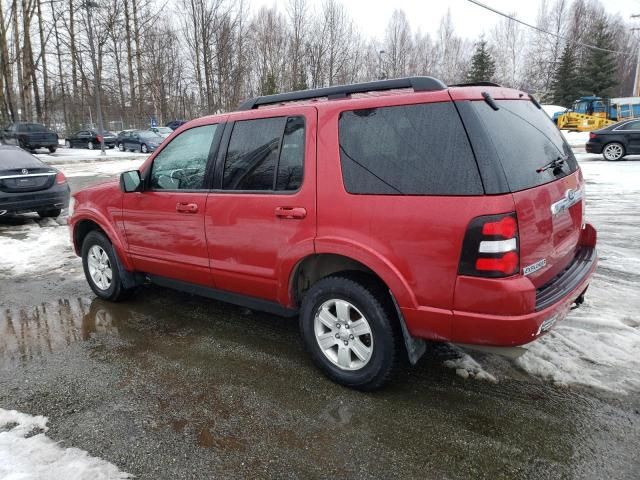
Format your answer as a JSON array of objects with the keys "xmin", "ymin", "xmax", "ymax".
[{"xmin": 0, "ymin": 298, "xmax": 121, "ymax": 367}]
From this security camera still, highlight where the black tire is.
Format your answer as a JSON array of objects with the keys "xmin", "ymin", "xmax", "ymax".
[
  {"xmin": 37, "ymin": 208, "xmax": 62, "ymax": 218},
  {"xmin": 81, "ymin": 231, "xmax": 135, "ymax": 302},
  {"xmin": 602, "ymin": 142, "xmax": 625, "ymax": 161},
  {"xmin": 48, "ymin": 146, "xmax": 57, "ymax": 153},
  {"xmin": 140, "ymin": 143, "xmax": 148, "ymax": 153},
  {"xmin": 87, "ymin": 141, "xmax": 94, "ymax": 150},
  {"xmin": 117, "ymin": 143, "xmax": 124, "ymax": 151},
  {"xmin": 299, "ymin": 275, "xmax": 400, "ymax": 391}
]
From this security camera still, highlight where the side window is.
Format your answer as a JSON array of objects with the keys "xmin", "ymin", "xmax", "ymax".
[
  {"xmin": 276, "ymin": 117, "xmax": 305, "ymax": 191},
  {"xmin": 150, "ymin": 124, "xmax": 217, "ymax": 190},
  {"xmin": 338, "ymin": 102, "xmax": 482, "ymax": 195},
  {"xmin": 622, "ymin": 121, "xmax": 640, "ymax": 130},
  {"xmin": 222, "ymin": 116, "xmax": 305, "ymax": 192},
  {"xmin": 223, "ymin": 117, "xmax": 285, "ymax": 190}
]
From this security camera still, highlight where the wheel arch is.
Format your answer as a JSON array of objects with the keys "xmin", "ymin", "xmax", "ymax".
[{"xmin": 72, "ymin": 213, "xmax": 133, "ymax": 270}]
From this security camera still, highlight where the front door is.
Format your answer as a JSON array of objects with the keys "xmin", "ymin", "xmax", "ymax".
[
  {"xmin": 205, "ymin": 107, "xmax": 317, "ymax": 302},
  {"xmin": 122, "ymin": 123, "xmax": 221, "ymax": 286}
]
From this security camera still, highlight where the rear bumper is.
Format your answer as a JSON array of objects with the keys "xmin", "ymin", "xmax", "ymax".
[
  {"xmin": 586, "ymin": 142, "xmax": 603, "ymax": 154},
  {"xmin": 0, "ymin": 185, "xmax": 70, "ymax": 214},
  {"xmin": 405, "ymin": 224, "xmax": 598, "ymax": 347}
]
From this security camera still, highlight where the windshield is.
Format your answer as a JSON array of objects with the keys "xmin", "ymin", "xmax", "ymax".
[
  {"xmin": 469, "ymin": 99, "xmax": 578, "ymax": 192},
  {"xmin": 20, "ymin": 123, "xmax": 48, "ymax": 133},
  {"xmin": 140, "ymin": 132, "xmax": 163, "ymax": 141}
]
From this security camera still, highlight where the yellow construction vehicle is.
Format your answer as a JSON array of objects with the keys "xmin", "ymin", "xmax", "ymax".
[{"xmin": 553, "ymin": 96, "xmax": 640, "ymax": 132}]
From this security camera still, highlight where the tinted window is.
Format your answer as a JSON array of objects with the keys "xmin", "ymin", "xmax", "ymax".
[
  {"xmin": 338, "ymin": 103, "xmax": 482, "ymax": 195},
  {"xmin": 470, "ymin": 99, "xmax": 577, "ymax": 192},
  {"xmin": 150, "ymin": 124, "xmax": 217, "ymax": 190},
  {"xmin": 18, "ymin": 123, "xmax": 47, "ymax": 133},
  {"xmin": 621, "ymin": 121, "xmax": 640, "ymax": 130},
  {"xmin": 276, "ymin": 117, "xmax": 304, "ymax": 191},
  {"xmin": 223, "ymin": 117, "xmax": 285, "ymax": 190}
]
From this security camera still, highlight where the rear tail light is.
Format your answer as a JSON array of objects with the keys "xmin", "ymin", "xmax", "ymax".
[
  {"xmin": 458, "ymin": 212, "xmax": 519, "ymax": 278},
  {"xmin": 589, "ymin": 132, "xmax": 596, "ymax": 139},
  {"xmin": 55, "ymin": 171, "xmax": 67, "ymax": 184}
]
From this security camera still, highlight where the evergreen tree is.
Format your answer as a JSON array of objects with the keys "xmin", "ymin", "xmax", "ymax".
[
  {"xmin": 466, "ymin": 40, "xmax": 496, "ymax": 83},
  {"xmin": 261, "ymin": 73, "xmax": 278, "ymax": 96},
  {"xmin": 551, "ymin": 44, "xmax": 580, "ymax": 107},
  {"xmin": 577, "ymin": 19, "xmax": 618, "ymax": 98}
]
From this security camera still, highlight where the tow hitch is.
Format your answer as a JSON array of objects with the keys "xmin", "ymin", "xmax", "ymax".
[{"xmin": 571, "ymin": 290, "xmax": 587, "ymax": 310}]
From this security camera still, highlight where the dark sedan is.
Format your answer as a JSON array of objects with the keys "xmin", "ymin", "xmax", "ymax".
[
  {"xmin": 65, "ymin": 130, "xmax": 117, "ymax": 150},
  {"xmin": 0, "ymin": 146, "xmax": 69, "ymax": 218},
  {"xmin": 119, "ymin": 130, "xmax": 164, "ymax": 153},
  {"xmin": 587, "ymin": 119, "xmax": 640, "ymax": 161}
]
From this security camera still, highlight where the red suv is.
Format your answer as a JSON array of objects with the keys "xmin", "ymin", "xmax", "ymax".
[{"xmin": 69, "ymin": 77, "xmax": 597, "ymax": 390}]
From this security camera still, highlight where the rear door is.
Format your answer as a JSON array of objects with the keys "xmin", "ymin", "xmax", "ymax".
[
  {"xmin": 465, "ymin": 98, "xmax": 583, "ymax": 286},
  {"xmin": 618, "ymin": 120, "xmax": 640, "ymax": 153},
  {"xmin": 205, "ymin": 107, "xmax": 316, "ymax": 302}
]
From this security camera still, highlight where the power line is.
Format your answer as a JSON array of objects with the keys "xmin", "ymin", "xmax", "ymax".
[{"xmin": 466, "ymin": 0, "xmax": 633, "ymax": 56}]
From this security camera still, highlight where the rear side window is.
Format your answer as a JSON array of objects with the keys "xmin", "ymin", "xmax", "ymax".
[
  {"xmin": 338, "ymin": 102, "xmax": 483, "ymax": 195},
  {"xmin": 470, "ymin": 99, "xmax": 577, "ymax": 192},
  {"xmin": 223, "ymin": 116, "xmax": 304, "ymax": 191}
]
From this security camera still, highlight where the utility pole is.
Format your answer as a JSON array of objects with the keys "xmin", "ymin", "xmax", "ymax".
[
  {"xmin": 85, "ymin": 1, "xmax": 106, "ymax": 156},
  {"xmin": 632, "ymin": 15, "xmax": 640, "ymax": 97}
]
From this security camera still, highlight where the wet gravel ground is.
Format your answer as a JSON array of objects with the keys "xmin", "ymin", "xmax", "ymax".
[{"xmin": 0, "ymin": 159, "xmax": 639, "ymax": 479}]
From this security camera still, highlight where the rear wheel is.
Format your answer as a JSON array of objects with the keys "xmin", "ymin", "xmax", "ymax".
[
  {"xmin": 87, "ymin": 141, "xmax": 94, "ymax": 150},
  {"xmin": 603, "ymin": 142, "xmax": 625, "ymax": 161},
  {"xmin": 299, "ymin": 275, "xmax": 400, "ymax": 390},
  {"xmin": 48, "ymin": 146, "xmax": 57, "ymax": 154},
  {"xmin": 37, "ymin": 208, "xmax": 61, "ymax": 218},
  {"xmin": 118, "ymin": 143, "xmax": 124, "ymax": 151},
  {"xmin": 82, "ymin": 231, "xmax": 135, "ymax": 301}
]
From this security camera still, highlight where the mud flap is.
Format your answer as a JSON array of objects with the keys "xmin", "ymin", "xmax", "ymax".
[{"xmin": 389, "ymin": 291, "xmax": 426, "ymax": 365}]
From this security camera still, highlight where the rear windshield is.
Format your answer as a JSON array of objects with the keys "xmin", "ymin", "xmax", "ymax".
[
  {"xmin": 338, "ymin": 102, "xmax": 483, "ymax": 195},
  {"xmin": 18, "ymin": 123, "xmax": 48, "ymax": 133},
  {"xmin": 469, "ymin": 99, "xmax": 578, "ymax": 192}
]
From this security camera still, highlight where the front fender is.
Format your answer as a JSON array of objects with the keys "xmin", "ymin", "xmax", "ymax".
[{"xmin": 70, "ymin": 206, "xmax": 133, "ymax": 271}]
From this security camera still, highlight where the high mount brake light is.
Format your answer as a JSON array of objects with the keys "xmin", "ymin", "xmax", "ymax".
[{"xmin": 458, "ymin": 212, "xmax": 520, "ymax": 278}]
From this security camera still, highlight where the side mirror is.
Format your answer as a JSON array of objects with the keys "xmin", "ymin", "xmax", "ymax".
[{"xmin": 120, "ymin": 170, "xmax": 142, "ymax": 193}]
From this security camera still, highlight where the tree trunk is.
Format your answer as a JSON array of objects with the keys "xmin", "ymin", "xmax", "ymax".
[
  {"xmin": 132, "ymin": 0, "xmax": 144, "ymax": 116},
  {"xmin": 0, "ymin": 3, "xmax": 16, "ymax": 121},
  {"xmin": 50, "ymin": 0, "xmax": 68, "ymax": 131},
  {"xmin": 123, "ymin": 0, "xmax": 136, "ymax": 117},
  {"xmin": 36, "ymin": 0, "xmax": 49, "ymax": 124},
  {"xmin": 12, "ymin": 0, "xmax": 24, "ymax": 119}
]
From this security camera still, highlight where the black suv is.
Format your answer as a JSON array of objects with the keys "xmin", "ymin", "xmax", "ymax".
[{"xmin": 0, "ymin": 123, "xmax": 59, "ymax": 153}]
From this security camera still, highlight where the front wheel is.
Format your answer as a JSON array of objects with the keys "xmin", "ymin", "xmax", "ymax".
[
  {"xmin": 299, "ymin": 276, "xmax": 400, "ymax": 390},
  {"xmin": 140, "ymin": 143, "xmax": 148, "ymax": 153},
  {"xmin": 602, "ymin": 142, "xmax": 625, "ymax": 161},
  {"xmin": 87, "ymin": 141, "xmax": 94, "ymax": 150},
  {"xmin": 81, "ymin": 231, "xmax": 135, "ymax": 301}
]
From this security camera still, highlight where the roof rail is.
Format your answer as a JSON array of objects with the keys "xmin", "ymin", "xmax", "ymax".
[
  {"xmin": 238, "ymin": 76, "xmax": 447, "ymax": 110},
  {"xmin": 450, "ymin": 81, "xmax": 502, "ymax": 87}
]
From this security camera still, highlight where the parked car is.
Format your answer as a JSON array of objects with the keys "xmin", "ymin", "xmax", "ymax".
[
  {"xmin": 0, "ymin": 145, "xmax": 69, "ymax": 218},
  {"xmin": 586, "ymin": 118, "xmax": 640, "ymax": 161},
  {"xmin": 119, "ymin": 130, "xmax": 164, "ymax": 153},
  {"xmin": 165, "ymin": 120, "xmax": 187, "ymax": 130},
  {"xmin": 65, "ymin": 130, "xmax": 117, "ymax": 149},
  {"xmin": 69, "ymin": 77, "xmax": 597, "ymax": 390},
  {"xmin": 0, "ymin": 122, "xmax": 59, "ymax": 153},
  {"xmin": 149, "ymin": 126, "xmax": 173, "ymax": 138},
  {"xmin": 115, "ymin": 130, "xmax": 136, "ymax": 151}
]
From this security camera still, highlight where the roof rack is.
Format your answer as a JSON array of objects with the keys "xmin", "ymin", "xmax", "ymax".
[
  {"xmin": 238, "ymin": 76, "xmax": 447, "ymax": 110},
  {"xmin": 449, "ymin": 81, "xmax": 502, "ymax": 87}
]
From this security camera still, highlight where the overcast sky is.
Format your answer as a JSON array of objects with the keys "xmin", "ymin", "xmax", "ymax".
[{"xmin": 252, "ymin": 0, "xmax": 639, "ymax": 41}]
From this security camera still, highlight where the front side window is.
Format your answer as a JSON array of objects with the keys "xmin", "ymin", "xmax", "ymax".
[
  {"xmin": 223, "ymin": 116, "xmax": 305, "ymax": 191},
  {"xmin": 150, "ymin": 124, "xmax": 217, "ymax": 190}
]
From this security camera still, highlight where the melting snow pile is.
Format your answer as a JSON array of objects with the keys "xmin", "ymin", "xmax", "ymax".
[
  {"xmin": 443, "ymin": 347, "xmax": 497, "ymax": 383},
  {"xmin": 0, "ymin": 408, "xmax": 130, "ymax": 479}
]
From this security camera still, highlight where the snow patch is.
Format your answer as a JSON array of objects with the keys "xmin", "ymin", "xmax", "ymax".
[
  {"xmin": 561, "ymin": 130, "xmax": 590, "ymax": 149},
  {"xmin": 59, "ymin": 159, "xmax": 145, "ymax": 178},
  {"xmin": 0, "ymin": 220, "xmax": 79, "ymax": 279},
  {"xmin": 443, "ymin": 347, "xmax": 498, "ymax": 383},
  {"xmin": 0, "ymin": 408, "xmax": 130, "ymax": 479}
]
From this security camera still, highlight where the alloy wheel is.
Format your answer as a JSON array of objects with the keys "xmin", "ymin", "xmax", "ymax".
[
  {"xmin": 314, "ymin": 299, "xmax": 373, "ymax": 371},
  {"xmin": 87, "ymin": 245, "xmax": 112, "ymax": 291},
  {"xmin": 603, "ymin": 143, "xmax": 623, "ymax": 161}
]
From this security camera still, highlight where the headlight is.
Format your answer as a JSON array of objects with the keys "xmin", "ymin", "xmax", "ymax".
[{"xmin": 68, "ymin": 196, "xmax": 76, "ymax": 217}]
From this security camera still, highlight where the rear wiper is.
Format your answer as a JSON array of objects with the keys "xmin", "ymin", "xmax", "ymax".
[{"xmin": 537, "ymin": 156, "xmax": 567, "ymax": 173}]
